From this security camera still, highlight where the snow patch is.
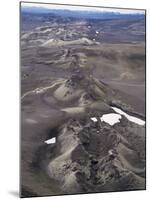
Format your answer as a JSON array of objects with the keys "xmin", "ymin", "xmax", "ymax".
[
  {"xmin": 111, "ymin": 107, "xmax": 145, "ymax": 126},
  {"xmin": 91, "ymin": 117, "xmax": 98, "ymax": 122},
  {"xmin": 45, "ymin": 137, "xmax": 56, "ymax": 144},
  {"xmin": 100, "ymin": 113, "xmax": 121, "ymax": 126}
]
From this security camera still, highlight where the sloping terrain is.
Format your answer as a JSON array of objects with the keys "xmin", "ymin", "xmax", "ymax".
[{"xmin": 21, "ymin": 11, "xmax": 146, "ymax": 197}]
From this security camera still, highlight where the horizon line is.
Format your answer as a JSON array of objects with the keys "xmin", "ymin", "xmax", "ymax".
[{"xmin": 21, "ymin": 2, "xmax": 145, "ymax": 15}]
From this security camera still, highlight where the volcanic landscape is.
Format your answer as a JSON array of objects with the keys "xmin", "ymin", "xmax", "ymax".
[{"xmin": 21, "ymin": 5, "xmax": 146, "ymax": 197}]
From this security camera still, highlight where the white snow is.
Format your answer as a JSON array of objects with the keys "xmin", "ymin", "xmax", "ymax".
[
  {"xmin": 100, "ymin": 113, "xmax": 121, "ymax": 126},
  {"xmin": 91, "ymin": 117, "xmax": 98, "ymax": 122},
  {"xmin": 111, "ymin": 107, "xmax": 145, "ymax": 126},
  {"xmin": 96, "ymin": 31, "xmax": 99, "ymax": 34},
  {"xmin": 45, "ymin": 137, "xmax": 56, "ymax": 144},
  {"xmin": 99, "ymin": 106, "xmax": 145, "ymax": 126}
]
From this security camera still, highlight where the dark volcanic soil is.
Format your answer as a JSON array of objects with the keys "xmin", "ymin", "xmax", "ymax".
[{"xmin": 21, "ymin": 12, "xmax": 146, "ymax": 197}]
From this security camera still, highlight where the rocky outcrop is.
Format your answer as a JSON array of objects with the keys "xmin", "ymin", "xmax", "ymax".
[{"xmin": 45, "ymin": 116, "xmax": 145, "ymax": 194}]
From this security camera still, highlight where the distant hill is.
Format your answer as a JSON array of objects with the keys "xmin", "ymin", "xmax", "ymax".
[{"xmin": 21, "ymin": 6, "xmax": 145, "ymax": 20}]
